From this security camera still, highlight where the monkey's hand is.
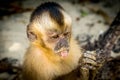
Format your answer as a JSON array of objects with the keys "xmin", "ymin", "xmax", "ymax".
[
  {"xmin": 81, "ymin": 51, "xmax": 103, "ymax": 70},
  {"xmin": 81, "ymin": 51, "xmax": 98, "ymax": 70},
  {"xmin": 79, "ymin": 51, "xmax": 102, "ymax": 80}
]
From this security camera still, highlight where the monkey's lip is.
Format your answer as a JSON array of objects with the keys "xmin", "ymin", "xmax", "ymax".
[
  {"xmin": 55, "ymin": 48, "xmax": 69, "ymax": 57},
  {"xmin": 60, "ymin": 50, "xmax": 69, "ymax": 57}
]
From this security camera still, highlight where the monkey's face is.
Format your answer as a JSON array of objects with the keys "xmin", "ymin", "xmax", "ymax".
[
  {"xmin": 27, "ymin": 7, "xmax": 72, "ymax": 57},
  {"xmin": 40, "ymin": 12, "xmax": 72, "ymax": 57},
  {"xmin": 44, "ymin": 28, "xmax": 71, "ymax": 57}
]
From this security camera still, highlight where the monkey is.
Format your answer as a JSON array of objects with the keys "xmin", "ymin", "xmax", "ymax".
[{"xmin": 22, "ymin": 2, "xmax": 97, "ymax": 80}]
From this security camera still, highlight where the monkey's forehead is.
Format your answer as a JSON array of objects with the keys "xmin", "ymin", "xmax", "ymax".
[
  {"xmin": 32, "ymin": 11, "xmax": 72, "ymax": 33},
  {"xmin": 30, "ymin": 2, "xmax": 64, "ymax": 26}
]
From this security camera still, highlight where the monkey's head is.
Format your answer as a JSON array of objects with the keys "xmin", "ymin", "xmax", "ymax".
[{"xmin": 27, "ymin": 2, "xmax": 72, "ymax": 57}]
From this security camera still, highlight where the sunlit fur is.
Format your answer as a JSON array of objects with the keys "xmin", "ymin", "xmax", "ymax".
[{"xmin": 23, "ymin": 2, "xmax": 82, "ymax": 80}]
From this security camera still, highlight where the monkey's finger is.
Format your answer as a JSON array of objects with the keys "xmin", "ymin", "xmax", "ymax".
[
  {"xmin": 83, "ymin": 58, "xmax": 97, "ymax": 66},
  {"xmin": 84, "ymin": 53, "xmax": 96, "ymax": 60},
  {"xmin": 81, "ymin": 64, "xmax": 96, "ymax": 70},
  {"xmin": 85, "ymin": 64, "xmax": 96, "ymax": 70},
  {"xmin": 86, "ymin": 51, "xmax": 96, "ymax": 56}
]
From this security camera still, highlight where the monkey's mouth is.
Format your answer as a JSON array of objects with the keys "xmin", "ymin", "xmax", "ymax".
[{"xmin": 55, "ymin": 48, "xmax": 69, "ymax": 57}]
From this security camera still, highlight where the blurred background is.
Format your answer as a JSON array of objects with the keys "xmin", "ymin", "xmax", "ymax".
[{"xmin": 0, "ymin": 0, "xmax": 119, "ymax": 79}]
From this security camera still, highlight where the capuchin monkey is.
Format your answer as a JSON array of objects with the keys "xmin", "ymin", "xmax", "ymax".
[{"xmin": 22, "ymin": 2, "xmax": 97, "ymax": 80}]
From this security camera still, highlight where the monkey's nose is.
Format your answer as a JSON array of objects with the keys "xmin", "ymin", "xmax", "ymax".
[
  {"xmin": 59, "ymin": 40, "xmax": 68, "ymax": 48},
  {"xmin": 54, "ymin": 38, "xmax": 69, "ymax": 51}
]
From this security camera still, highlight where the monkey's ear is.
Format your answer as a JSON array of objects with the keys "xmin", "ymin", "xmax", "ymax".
[
  {"xmin": 27, "ymin": 31, "xmax": 37, "ymax": 42},
  {"xmin": 27, "ymin": 25, "xmax": 37, "ymax": 42}
]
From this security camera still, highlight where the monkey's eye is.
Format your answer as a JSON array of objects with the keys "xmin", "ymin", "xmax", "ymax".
[
  {"xmin": 51, "ymin": 35, "xmax": 59, "ymax": 39},
  {"xmin": 64, "ymin": 32, "xmax": 70, "ymax": 37}
]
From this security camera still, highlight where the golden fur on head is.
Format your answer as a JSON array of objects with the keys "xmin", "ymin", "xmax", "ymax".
[{"xmin": 27, "ymin": 2, "xmax": 72, "ymax": 52}]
